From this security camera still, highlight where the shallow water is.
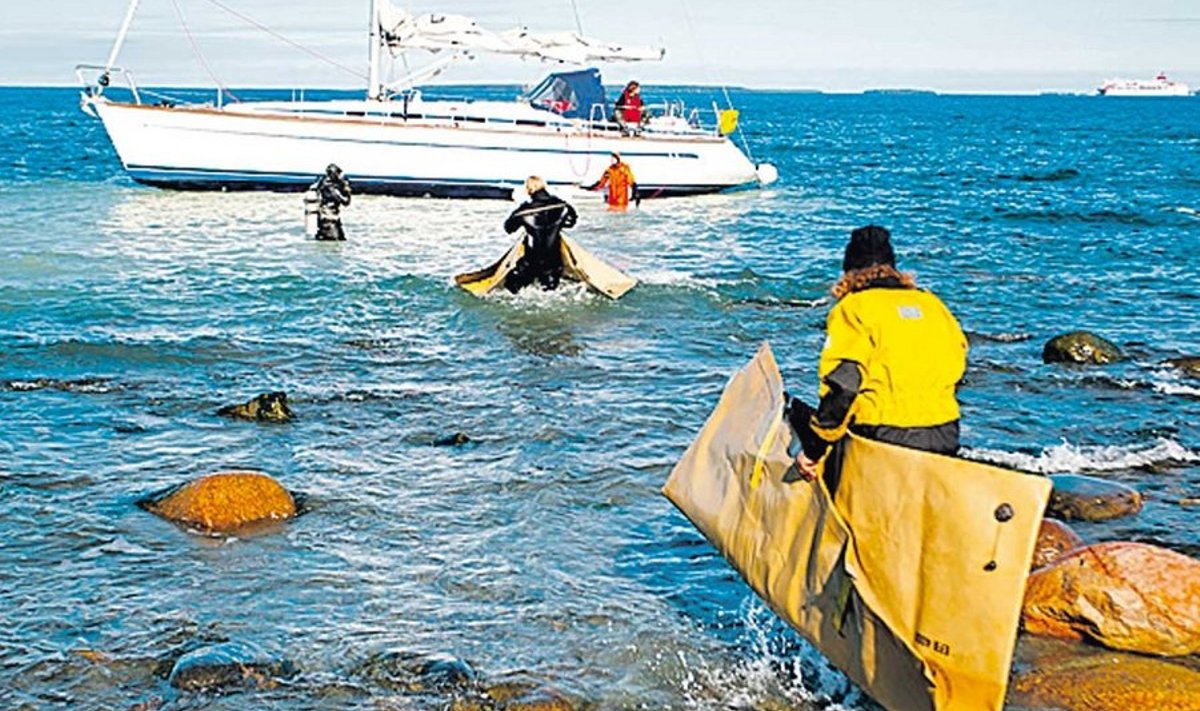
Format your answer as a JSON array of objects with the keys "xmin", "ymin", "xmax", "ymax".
[{"xmin": 0, "ymin": 87, "xmax": 1198, "ymax": 709}]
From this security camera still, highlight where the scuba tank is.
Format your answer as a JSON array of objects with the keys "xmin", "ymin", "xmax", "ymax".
[{"xmin": 303, "ymin": 186, "xmax": 320, "ymax": 237}]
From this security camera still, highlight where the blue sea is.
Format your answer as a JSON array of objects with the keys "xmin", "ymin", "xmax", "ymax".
[{"xmin": 1, "ymin": 86, "xmax": 1198, "ymax": 709}]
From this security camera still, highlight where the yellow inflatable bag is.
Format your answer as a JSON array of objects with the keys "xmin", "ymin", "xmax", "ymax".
[
  {"xmin": 662, "ymin": 342, "xmax": 1051, "ymax": 711},
  {"xmin": 455, "ymin": 235, "xmax": 636, "ymax": 300}
]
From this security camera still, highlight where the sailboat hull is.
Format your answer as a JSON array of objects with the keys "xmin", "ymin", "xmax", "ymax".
[{"xmin": 91, "ymin": 99, "xmax": 760, "ymax": 199}]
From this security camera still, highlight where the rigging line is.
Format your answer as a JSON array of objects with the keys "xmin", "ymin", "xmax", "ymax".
[
  {"xmin": 567, "ymin": 0, "xmax": 585, "ymax": 35},
  {"xmin": 677, "ymin": 0, "xmax": 755, "ymax": 163},
  {"xmin": 198, "ymin": 0, "xmax": 369, "ymax": 80},
  {"xmin": 170, "ymin": 0, "xmax": 241, "ymax": 102}
]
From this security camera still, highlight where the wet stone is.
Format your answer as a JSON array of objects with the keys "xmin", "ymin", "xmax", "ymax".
[
  {"xmin": 1022, "ymin": 542, "xmax": 1200, "ymax": 655},
  {"xmin": 1046, "ymin": 474, "xmax": 1143, "ymax": 522},
  {"xmin": 138, "ymin": 471, "xmax": 297, "ymax": 533},
  {"xmin": 1042, "ymin": 331, "xmax": 1124, "ymax": 365},
  {"xmin": 496, "ymin": 688, "xmax": 576, "ymax": 711},
  {"xmin": 167, "ymin": 641, "xmax": 295, "ymax": 692},
  {"xmin": 1031, "ymin": 519, "xmax": 1084, "ymax": 570},
  {"xmin": 1165, "ymin": 357, "xmax": 1200, "ymax": 379},
  {"xmin": 355, "ymin": 651, "xmax": 478, "ymax": 694},
  {"xmin": 217, "ymin": 391, "xmax": 294, "ymax": 423},
  {"xmin": 1008, "ymin": 635, "xmax": 1200, "ymax": 711},
  {"xmin": 432, "ymin": 432, "xmax": 472, "ymax": 447},
  {"xmin": 483, "ymin": 675, "xmax": 577, "ymax": 711}
]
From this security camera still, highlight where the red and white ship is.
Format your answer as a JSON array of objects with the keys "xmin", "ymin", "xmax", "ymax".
[{"xmin": 1097, "ymin": 73, "xmax": 1191, "ymax": 97}]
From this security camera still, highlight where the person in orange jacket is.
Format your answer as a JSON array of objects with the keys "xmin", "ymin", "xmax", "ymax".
[{"xmin": 587, "ymin": 152, "xmax": 638, "ymax": 209}]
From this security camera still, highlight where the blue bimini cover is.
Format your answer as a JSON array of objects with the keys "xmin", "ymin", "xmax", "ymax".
[{"xmin": 526, "ymin": 68, "xmax": 606, "ymax": 120}]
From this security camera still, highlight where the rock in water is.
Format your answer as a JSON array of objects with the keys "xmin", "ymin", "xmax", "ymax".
[
  {"xmin": 1032, "ymin": 519, "xmax": 1084, "ymax": 570},
  {"xmin": 483, "ymin": 676, "xmax": 577, "ymax": 711},
  {"xmin": 139, "ymin": 471, "xmax": 296, "ymax": 533},
  {"xmin": 168, "ymin": 641, "xmax": 294, "ymax": 692},
  {"xmin": 1009, "ymin": 637, "xmax": 1200, "ymax": 711},
  {"xmin": 1042, "ymin": 331, "xmax": 1124, "ymax": 365},
  {"xmin": 1047, "ymin": 474, "xmax": 1143, "ymax": 521},
  {"xmin": 432, "ymin": 432, "xmax": 471, "ymax": 447},
  {"xmin": 217, "ymin": 392, "xmax": 294, "ymax": 423},
  {"xmin": 355, "ymin": 651, "xmax": 477, "ymax": 693},
  {"xmin": 1022, "ymin": 542, "xmax": 1200, "ymax": 655},
  {"xmin": 1165, "ymin": 357, "xmax": 1200, "ymax": 379}
]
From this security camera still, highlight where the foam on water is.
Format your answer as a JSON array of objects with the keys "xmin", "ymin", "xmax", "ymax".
[
  {"xmin": 965, "ymin": 437, "xmax": 1200, "ymax": 474},
  {"xmin": 674, "ymin": 600, "xmax": 872, "ymax": 710}
]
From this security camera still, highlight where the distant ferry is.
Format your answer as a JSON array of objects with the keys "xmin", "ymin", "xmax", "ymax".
[{"xmin": 1097, "ymin": 73, "xmax": 1191, "ymax": 97}]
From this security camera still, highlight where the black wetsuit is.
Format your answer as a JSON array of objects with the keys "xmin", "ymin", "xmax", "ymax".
[
  {"xmin": 502, "ymin": 189, "xmax": 578, "ymax": 292},
  {"xmin": 314, "ymin": 174, "xmax": 352, "ymax": 241}
]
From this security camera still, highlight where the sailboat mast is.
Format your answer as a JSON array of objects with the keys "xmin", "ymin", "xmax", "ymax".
[
  {"xmin": 103, "ymin": 0, "xmax": 142, "ymax": 81},
  {"xmin": 367, "ymin": 0, "xmax": 382, "ymax": 99}
]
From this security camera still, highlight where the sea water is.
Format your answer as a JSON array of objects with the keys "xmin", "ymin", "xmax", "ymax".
[{"xmin": 0, "ymin": 87, "xmax": 1197, "ymax": 709}]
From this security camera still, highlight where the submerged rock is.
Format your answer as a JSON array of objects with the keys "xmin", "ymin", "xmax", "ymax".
[
  {"xmin": 138, "ymin": 471, "xmax": 297, "ymax": 533},
  {"xmin": 1042, "ymin": 331, "xmax": 1124, "ymax": 365},
  {"xmin": 494, "ymin": 688, "xmax": 575, "ymax": 711},
  {"xmin": 1046, "ymin": 474, "xmax": 1143, "ymax": 521},
  {"xmin": 483, "ymin": 676, "xmax": 577, "ymax": 711},
  {"xmin": 167, "ymin": 641, "xmax": 295, "ymax": 692},
  {"xmin": 1165, "ymin": 357, "xmax": 1200, "ymax": 379},
  {"xmin": 432, "ymin": 432, "xmax": 472, "ymax": 447},
  {"xmin": 1008, "ymin": 636, "xmax": 1200, "ymax": 711},
  {"xmin": 355, "ymin": 651, "xmax": 477, "ymax": 694},
  {"xmin": 1022, "ymin": 542, "xmax": 1200, "ymax": 655},
  {"xmin": 217, "ymin": 392, "xmax": 294, "ymax": 423},
  {"xmin": 1031, "ymin": 519, "xmax": 1084, "ymax": 570}
]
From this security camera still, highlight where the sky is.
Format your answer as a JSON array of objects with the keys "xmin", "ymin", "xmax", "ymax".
[{"xmin": 2, "ymin": 0, "xmax": 1198, "ymax": 92}]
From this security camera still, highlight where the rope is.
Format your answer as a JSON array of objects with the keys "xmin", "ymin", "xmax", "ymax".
[
  {"xmin": 568, "ymin": 0, "xmax": 585, "ymax": 35},
  {"xmin": 198, "ymin": 0, "xmax": 369, "ymax": 81},
  {"xmin": 677, "ymin": 0, "xmax": 757, "ymax": 164},
  {"xmin": 170, "ymin": 0, "xmax": 241, "ymax": 103}
]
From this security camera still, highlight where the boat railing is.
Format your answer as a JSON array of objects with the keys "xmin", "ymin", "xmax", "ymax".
[
  {"xmin": 75, "ymin": 63, "xmax": 141, "ymax": 105},
  {"xmin": 586, "ymin": 99, "xmax": 720, "ymax": 137}
]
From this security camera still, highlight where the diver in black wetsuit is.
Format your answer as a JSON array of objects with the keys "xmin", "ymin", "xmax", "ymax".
[
  {"xmin": 502, "ymin": 176, "xmax": 578, "ymax": 292},
  {"xmin": 312, "ymin": 163, "xmax": 352, "ymax": 241}
]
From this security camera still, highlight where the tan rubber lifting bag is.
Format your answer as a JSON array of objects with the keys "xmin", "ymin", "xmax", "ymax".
[
  {"xmin": 663, "ymin": 342, "xmax": 1051, "ymax": 711},
  {"xmin": 455, "ymin": 235, "xmax": 636, "ymax": 299}
]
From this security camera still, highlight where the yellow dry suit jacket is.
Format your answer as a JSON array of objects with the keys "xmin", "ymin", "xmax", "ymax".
[{"xmin": 811, "ymin": 286, "xmax": 967, "ymax": 445}]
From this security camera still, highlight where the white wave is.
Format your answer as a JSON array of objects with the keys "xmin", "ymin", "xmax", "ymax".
[
  {"xmin": 1173, "ymin": 206, "xmax": 1199, "ymax": 218},
  {"xmin": 676, "ymin": 599, "xmax": 867, "ymax": 710},
  {"xmin": 1154, "ymin": 381, "xmax": 1200, "ymax": 397},
  {"xmin": 482, "ymin": 281, "xmax": 596, "ymax": 306},
  {"xmin": 964, "ymin": 437, "xmax": 1200, "ymax": 474},
  {"xmin": 80, "ymin": 536, "xmax": 154, "ymax": 559},
  {"xmin": 635, "ymin": 269, "xmax": 723, "ymax": 289}
]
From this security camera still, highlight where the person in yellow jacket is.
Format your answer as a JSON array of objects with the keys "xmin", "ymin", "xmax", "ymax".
[{"xmin": 789, "ymin": 225, "xmax": 968, "ymax": 480}]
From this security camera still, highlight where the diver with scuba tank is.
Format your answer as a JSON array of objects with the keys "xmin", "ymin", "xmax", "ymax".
[
  {"xmin": 502, "ymin": 176, "xmax": 578, "ymax": 292},
  {"xmin": 309, "ymin": 164, "xmax": 352, "ymax": 241}
]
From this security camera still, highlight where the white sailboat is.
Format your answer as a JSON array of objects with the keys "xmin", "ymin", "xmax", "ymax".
[{"xmin": 78, "ymin": 1, "xmax": 777, "ymax": 199}]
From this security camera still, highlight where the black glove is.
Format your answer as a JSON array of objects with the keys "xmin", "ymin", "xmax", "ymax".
[
  {"xmin": 632, "ymin": 183, "xmax": 641, "ymax": 207},
  {"xmin": 784, "ymin": 395, "xmax": 830, "ymax": 462}
]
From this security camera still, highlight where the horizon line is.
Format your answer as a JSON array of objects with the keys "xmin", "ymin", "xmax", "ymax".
[{"xmin": 0, "ymin": 80, "xmax": 1156, "ymax": 97}]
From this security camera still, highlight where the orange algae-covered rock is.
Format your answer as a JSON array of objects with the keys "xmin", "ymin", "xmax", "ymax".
[
  {"xmin": 1031, "ymin": 519, "xmax": 1084, "ymax": 570},
  {"xmin": 1022, "ymin": 541, "xmax": 1200, "ymax": 655},
  {"xmin": 141, "ymin": 471, "xmax": 296, "ymax": 532},
  {"xmin": 1010, "ymin": 650, "xmax": 1200, "ymax": 711}
]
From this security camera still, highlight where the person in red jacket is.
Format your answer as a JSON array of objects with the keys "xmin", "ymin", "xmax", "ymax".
[
  {"xmin": 587, "ymin": 153, "xmax": 638, "ymax": 209},
  {"xmin": 614, "ymin": 81, "xmax": 645, "ymax": 131}
]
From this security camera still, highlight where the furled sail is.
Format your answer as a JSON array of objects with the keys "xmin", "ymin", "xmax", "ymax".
[{"xmin": 376, "ymin": 5, "xmax": 665, "ymax": 63}]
